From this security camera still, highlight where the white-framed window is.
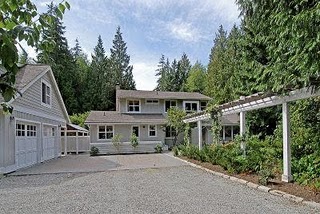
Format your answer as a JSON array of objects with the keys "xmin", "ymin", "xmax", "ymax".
[
  {"xmin": 16, "ymin": 123, "xmax": 25, "ymax": 137},
  {"xmin": 27, "ymin": 125, "xmax": 37, "ymax": 137},
  {"xmin": 148, "ymin": 125, "xmax": 157, "ymax": 137},
  {"xmin": 41, "ymin": 80, "xmax": 51, "ymax": 107},
  {"xmin": 43, "ymin": 126, "xmax": 55, "ymax": 137},
  {"xmin": 98, "ymin": 125, "xmax": 114, "ymax": 140},
  {"xmin": 132, "ymin": 125, "xmax": 140, "ymax": 137},
  {"xmin": 165, "ymin": 100, "xmax": 177, "ymax": 112},
  {"xmin": 200, "ymin": 101, "xmax": 207, "ymax": 111},
  {"xmin": 183, "ymin": 101, "xmax": 199, "ymax": 113},
  {"xmin": 127, "ymin": 100, "xmax": 140, "ymax": 112},
  {"xmin": 16, "ymin": 123, "xmax": 37, "ymax": 137},
  {"xmin": 165, "ymin": 126, "xmax": 176, "ymax": 138},
  {"xmin": 145, "ymin": 99, "xmax": 159, "ymax": 105}
]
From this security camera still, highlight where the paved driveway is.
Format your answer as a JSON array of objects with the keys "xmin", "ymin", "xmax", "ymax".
[{"xmin": 0, "ymin": 153, "xmax": 318, "ymax": 214}]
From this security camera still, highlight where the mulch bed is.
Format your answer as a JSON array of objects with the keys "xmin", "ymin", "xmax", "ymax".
[{"xmin": 179, "ymin": 156, "xmax": 320, "ymax": 203}]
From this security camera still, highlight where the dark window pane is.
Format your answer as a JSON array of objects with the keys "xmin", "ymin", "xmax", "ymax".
[
  {"xmin": 99, "ymin": 133, "xmax": 106, "ymax": 139},
  {"xmin": 42, "ymin": 83, "xmax": 46, "ymax": 103},
  {"xmin": 107, "ymin": 133, "xmax": 113, "ymax": 139}
]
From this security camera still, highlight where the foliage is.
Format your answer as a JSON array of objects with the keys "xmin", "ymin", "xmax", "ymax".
[
  {"xmin": 183, "ymin": 123, "xmax": 191, "ymax": 145},
  {"xmin": 154, "ymin": 144, "xmax": 163, "ymax": 153},
  {"xmin": 185, "ymin": 61, "xmax": 207, "ymax": 93},
  {"xmin": 166, "ymin": 107, "xmax": 187, "ymax": 146},
  {"xmin": 112, "ymin": 134, "xmax": 123, "ymax": 151},
  {"xmin": 206, "ymin": 103, "xmax": 222, "ymax": 144},
  {"xmin": 155, "ymin": 53, "xmax": 191, "ymax": 91},
  {"xmin": 69, "ymin": 112, "xmax": 89, "ymax": 128},
  {"xmin": 258, "ymin": 169, "xmax": 275, "ymax": 186},
  {"xmin": 90, "ymin": 146, "xmax": 99, "ymax": 156},
  {"xmin": 130, "ymin": 133, "xmax": 139, "ymax": 148},
  {"xmin": 0, "ymin": 0, "xmax": 69, "ymax": 113}
]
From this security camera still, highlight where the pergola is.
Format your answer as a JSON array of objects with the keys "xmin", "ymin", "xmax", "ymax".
[{"xmin": 183, "ymin": 86, "xmax": 320, "ymax": 182}]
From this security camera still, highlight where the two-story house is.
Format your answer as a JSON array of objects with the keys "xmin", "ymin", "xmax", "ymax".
[{"xmin": 85, "ymin": 87, "xmax": 212, "ymax": 154}]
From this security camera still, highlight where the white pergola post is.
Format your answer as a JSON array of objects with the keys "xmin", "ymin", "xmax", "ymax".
[
  {"xmin": 64, "ymin": 128, "xmax": 67, "ymax": 156},
  {"xmin": 198, "ymin": 120, "xmax": 202, "ymax": 150},
  {"xmin": 231, "ymin": 126, "xmax": 234, "ymax": 141},
  {"xmin": 240, "ymin": 111, "xmax": 246, "ymax": 151},
  {"xmin": 282, "ymin": 102, "xmax": 292, "ymax": 182},
  {"xmin": 240, "ymin": 111, "xmax": 246, "ymax": 136},
  {"xmin": 76, "ymin": 130, "xmax": 79, "ymax": 155},
  {"xmin": 222, "ymin": 126, "xmax": 226, "ymax": 142}
]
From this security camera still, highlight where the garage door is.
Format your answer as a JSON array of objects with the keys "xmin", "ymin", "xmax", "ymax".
[
  {"xmin": 42, "ymin": 125, "xmax": 56, "ymax": 161},
  {"xmin": 15, "ymin": 122, "xmax": 38, "ymax": 169}
]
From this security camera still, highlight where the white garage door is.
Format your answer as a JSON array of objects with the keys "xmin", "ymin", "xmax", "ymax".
[
  {"xmin": 15, "ymin": 122, "xmax": 38, "ymax": 169},
  {"xmin": 42, "ymin": 125, "xmax": 56, "ymax": 161}
]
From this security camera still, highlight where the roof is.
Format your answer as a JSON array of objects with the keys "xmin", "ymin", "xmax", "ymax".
[
  {"xmin": 85, "ymin": 111, "xmax": 167, "ymax": 124},
  {"xmin": 0, "ymin": 65, "xmax": 50, "ymax": 103},
  {"xmin": 67, "ymin": 124, "xmax": 89, "ymax": 132},
  {"xmin": 0, "ymin": 64, "xmax": 70, "ymax": 123},
  {"xmin": 116, "ymin": 89, "xmax": 211, "ymax": 100}
]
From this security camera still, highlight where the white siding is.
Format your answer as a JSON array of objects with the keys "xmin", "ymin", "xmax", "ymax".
[{"xmin": 13, "ymin": 72, "xmax": 65, "ymax": 120}]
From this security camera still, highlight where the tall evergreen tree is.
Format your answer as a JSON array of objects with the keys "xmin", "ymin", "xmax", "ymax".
[
  {"xmin": 185, "ymin": 61, "xmax": 207, "ymax": 93},
  {"xmin": 37, "ymin": 3, "xmax": 80, "ymax": 114},
  {"xmin": 110, "ymin": 26, "xmax": 136, "ymax": 90},
  {"xmin": 176, "ymin": 53, "xmax": 191, "ymax": 91}
]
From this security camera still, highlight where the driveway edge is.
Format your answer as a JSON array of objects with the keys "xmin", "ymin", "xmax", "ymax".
[{"xmin": 168, "ymin": 154, "xmax": 320, "ymax": 210}]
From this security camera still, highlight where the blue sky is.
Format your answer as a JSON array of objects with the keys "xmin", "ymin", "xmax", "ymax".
[{"xmin": 33, "ymin": 0, "xmax": 240, "ymax": 90}]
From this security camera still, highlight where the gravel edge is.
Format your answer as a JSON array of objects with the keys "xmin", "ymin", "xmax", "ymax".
[{"xmin": 168, "ymin": 154, "xmax": 320, "ymax": 210}]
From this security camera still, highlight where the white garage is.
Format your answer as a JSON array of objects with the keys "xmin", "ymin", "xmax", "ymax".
[
  {"xmin": 15, "ymin": 122, "xmax": 39, "ymax": 169},
  {"xmin": 0, "ymin": 65, "xmax": 70, "ymax": 174}
]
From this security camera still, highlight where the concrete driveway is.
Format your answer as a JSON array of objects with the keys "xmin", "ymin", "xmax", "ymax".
[
  {"xmin": 1, "ymin": 153, "xmax": 319, "ymax": 214},
  {"xmin": 10, "ymin": 153, "xmax": 187, "ymax": 175}
]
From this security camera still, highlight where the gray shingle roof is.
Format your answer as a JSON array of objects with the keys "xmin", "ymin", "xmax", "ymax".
[
  {"xmin": 85, "ymin": 111, "xmax": 167, "ymax": 124},
  {"xmin": 0, "ymin": 64, "xmax": 50, "ymax": 103},
  {"xmin": 116, "ymin": 90, "xmax": 211, "ymax": 100}
]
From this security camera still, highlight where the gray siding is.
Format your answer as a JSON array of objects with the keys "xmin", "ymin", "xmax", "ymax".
[
  {"xmin": 0, "ymin": 114, "xmax": 15, "ymax": 168},
  {"xmin": 13, "ymin": 72, "xmax": 65, "ymax": 121},
  {"xmin": 89, "ymin": 124, "xmax": 165, "ymax": 144},
  {"xmin": 119, "ymin": 99, "xmax": 188, "ymax": 114}
]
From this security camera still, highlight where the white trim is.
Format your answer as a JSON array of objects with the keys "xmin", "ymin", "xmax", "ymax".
[
  {"xmin": 86, "ymin": 122, "xmax": 167, "ymax": 125},
  {"xmin": 183, "ymin": 101, "xmax": 200, "ymax": 113},
  {"xmin": 40, "ymin": 79, "xmax": 52, "ymax": 108},
  {"xmin": 131, "ymin": 125, "xmax": 140, "ymax": 138},
  {"xmin": 164, "ymin": 100, "xmax": 178, "ymax": 113},
  {"xmin": 126, "ymin": 99, "xmax": 141, "ymax": 113},
  {"xmin": 97, "ymin": 125, "xmax": 114, "ymax": 141},
  {"xmin": 13, "ymin": 105, "xmax": 67, "ymax": 124},
  {"xmin": 148, "ymin": 124, "xmax": 157, "ymax": 137}
]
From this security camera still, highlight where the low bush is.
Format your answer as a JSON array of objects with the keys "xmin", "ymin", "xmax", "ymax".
[
  {"xmin": 130, "ymin": 134, "xmax": 139, "ymax": 148},
  {"xmin": 90, "ymin": 146, "xmax": 99, "ymax": 156},
  {"xmin": 154, "ymin": 144, "xmax": 163, "ymax": 153}
]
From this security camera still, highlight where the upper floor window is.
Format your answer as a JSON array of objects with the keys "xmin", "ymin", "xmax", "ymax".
[
  {"xmin": 127, "ymin": 100, "xmax": 140, "ymax": 112},
  {"xmin": 165, "ymin": 100, "xmax": 177, "ymax": 112},
  {"xmin": 183, "ymin": 101, "xmax": 199, "ymax": 113},
  {"xmin": 41, "ymin": 80, "xmax": 51, "ymax": 107},
  {"xmin": 200, "ymin": 101, "xmax": 207, "ymax": 111},
  {"xmin": 145, "ymin": 99, "xmax": 159, "ymax": 105}
]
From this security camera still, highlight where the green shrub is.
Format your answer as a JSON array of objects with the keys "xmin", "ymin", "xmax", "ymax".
[
  {"xmin": 90, "ymin": 146, "xmax": 99, "ymax": 156},
  {"xmin": 130, "ymin": 134, "xmax": 139, "ymax": 148},
  {"xmin": 112, "ymin": 134, "xmax": 123, "ymax": 150},
  {"xmin": 154, "ymin": 144, "xmax": 163, "ymax": 153},
  {"xmin": 258, "ymin": 169, "xmax": 275, "ymax": 185}
]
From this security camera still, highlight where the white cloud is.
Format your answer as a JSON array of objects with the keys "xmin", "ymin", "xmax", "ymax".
[
  {"xmin": 132, "ymin": 62, "xmax": 158, "ymax": 90},
  {"xmin": 167, "ymin": 19, "xmax": 201, "ymax": 42}
]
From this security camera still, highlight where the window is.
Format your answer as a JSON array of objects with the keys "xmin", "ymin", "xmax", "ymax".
[
  {"xmin": 43, "ymin": 126, "xmax": 54, "ymax": 137},
  {"xmin": 148, "ymin": 125, "xmax": 157, "ymax": 137},
  {"xmin": 132, "ymin": 125, "xmax": 139, "ymax": 137},
  {"xmin": 165, "ymin": 126, "xmax": 176, "ymax": 138},
  {"xmin": 165, "ymin": 100, "xmax": 177, "ymax": 112},
  {"xmin": 27, "ymin": 125, "xmax": 37, "ymax": 137},
  {"xmin": 145, "ymin": 99, "xmax": 159, "ymax": 104},
  {"xmin": 200, "ymin": 101, "xmax": 207, "ymax": 111},
  {"xmin": 16, "ymin": 124, "xmax": 25, "ymax": 137},
  {"xmin": 127, "ymin": 100, "xmax": 140, "ymax": 112},
  {"xmin": 41, "ymin": 80, "xmax": 51, "ymax": 106},
  {"xmin": 16, "ymin": 123, "xmax": 37, "ymax": 137},
  {"xmin": 183, "ymin": 101, "xmax": 199, "ymax": 113},
  {"xmin": 98, "ymin": 126, "xmax": 113, "ymax": 140}
]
